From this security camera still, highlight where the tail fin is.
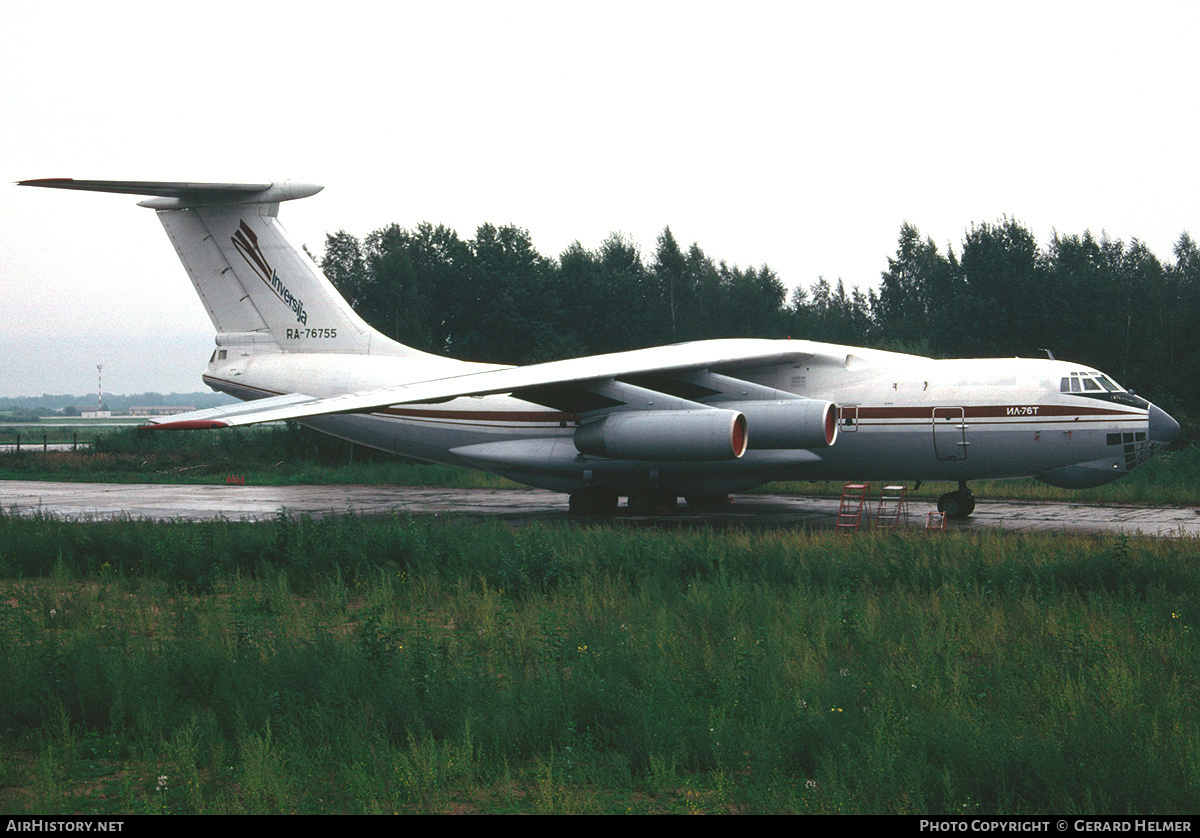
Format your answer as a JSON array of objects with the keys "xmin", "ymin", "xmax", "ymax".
[{"xmin": 18, "ymin": 179, "xmax": 423, "ymax": 358}]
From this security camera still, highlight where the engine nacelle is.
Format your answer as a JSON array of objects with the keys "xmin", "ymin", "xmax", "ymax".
[
  {"xmin": 574, "ymin": 409, "xmax": 747, "ymax": 461},
  {"xmin": 723, "ymin": 399, "xmax": 838, "ymax": 449}
]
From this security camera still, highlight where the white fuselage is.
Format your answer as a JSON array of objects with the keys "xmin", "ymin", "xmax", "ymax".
[{"xmin": 201, "ymin": 339, "xmax": 1158, "ymax": 497}]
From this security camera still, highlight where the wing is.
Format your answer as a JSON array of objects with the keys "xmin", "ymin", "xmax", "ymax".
[{"xmin": 146, "ymin": 338, "xmax": 842, "ymax": 452}]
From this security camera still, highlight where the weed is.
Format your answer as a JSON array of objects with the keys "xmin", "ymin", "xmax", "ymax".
[{"xmin": 3, "ymin": 516, "xmax": 1200, "ymax": 812}]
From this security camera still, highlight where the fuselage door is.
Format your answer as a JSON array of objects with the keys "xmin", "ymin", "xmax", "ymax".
[
  {"xmin": 933, "ymin": 406, "xmax": 968, "ymax": 460},
  {"xmin": 839, "ymin": 404, "xmax": 860, "ymax": 433}
]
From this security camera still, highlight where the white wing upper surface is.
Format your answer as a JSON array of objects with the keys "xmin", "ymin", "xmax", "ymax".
[{"xmin": 147, "ymin": 340, "xmax": 821, "ymax": 430}]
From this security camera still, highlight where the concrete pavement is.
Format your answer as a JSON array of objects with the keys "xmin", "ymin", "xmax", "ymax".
[{"xmin": 2, "ymin": 480, "xmax": 1198, "ymax": 537}]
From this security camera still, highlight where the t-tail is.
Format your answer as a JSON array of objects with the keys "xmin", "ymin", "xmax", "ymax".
[{"xmin": 18, "ymin": 179, "xmax": 424, "ymax": 358}]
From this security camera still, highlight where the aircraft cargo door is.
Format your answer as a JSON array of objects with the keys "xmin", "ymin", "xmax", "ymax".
[{"xmin": 933, "ymin": 407, "xmax": 968, "ymax": 460}]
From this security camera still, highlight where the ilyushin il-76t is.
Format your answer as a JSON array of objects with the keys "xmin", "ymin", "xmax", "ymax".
[{"xmin": 19, "ymin": 178, "xmax": 1181, "ymax": 518}]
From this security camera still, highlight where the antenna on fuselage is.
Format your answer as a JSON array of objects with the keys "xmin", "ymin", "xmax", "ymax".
[{"xmin": 1037, "ymin": 348, "xmax": 1056, "ymax": 360}]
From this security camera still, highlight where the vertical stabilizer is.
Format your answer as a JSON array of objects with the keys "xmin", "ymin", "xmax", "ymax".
[
  {"xmin": 158, "ymin": 202, "xmax": 382, "ymax": 354},
  {"xmin": 17, "ymin": 179, "xmax": 427, "ymax": 358}
]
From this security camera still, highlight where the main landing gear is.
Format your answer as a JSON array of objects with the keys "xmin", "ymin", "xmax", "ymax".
[
  {"xmin": 937, "ymin": 482, "xmax": 976, "ymax": 520},
  {"xmin": 568, "ymin": 486, "xmax": 619, "ymax": 516}
]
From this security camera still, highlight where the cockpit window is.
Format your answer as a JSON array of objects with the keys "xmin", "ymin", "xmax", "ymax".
[
  {"xmin": 1061, "ymin": 372, "xmax": 1128, "ymax": 395},
  {"xmin": 1062, "ymin": 370, "xmax": 1147, "ymax": 408}
]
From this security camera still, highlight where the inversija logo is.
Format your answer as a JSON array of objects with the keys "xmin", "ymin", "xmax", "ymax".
[{"xmin": 231, "ymin": 220, "xmax": 308, "ymax": 325}]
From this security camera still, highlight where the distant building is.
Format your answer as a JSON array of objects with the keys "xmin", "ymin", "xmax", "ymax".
[
  {"xmin": 81, "ymin": 410, "xmax": 112, "ymax": 419},
  {"xmin": 129, "ymin": 406, "xmax": 195, "ymax": 416}
]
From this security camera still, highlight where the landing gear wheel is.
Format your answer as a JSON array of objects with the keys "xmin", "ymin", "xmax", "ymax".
[
  {"xmin": 937, "ymin": 486, "xmax": 976, "ymax": 520},
  {"xmin": 569, "ymin": 487, "xmax": 618, "ymax": 516}
]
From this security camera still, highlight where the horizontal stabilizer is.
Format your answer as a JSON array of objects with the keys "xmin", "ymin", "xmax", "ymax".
[{"xmin": 18, "ymin": 178, "xmax": 322, "ymax": 209}]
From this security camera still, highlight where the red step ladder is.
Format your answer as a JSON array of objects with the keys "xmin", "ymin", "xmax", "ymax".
[
  {"xmin": 836, "ymin": 483, "xmax": 870, "ymax": 532},
  {"xmin": 875, "ymin": 484, "xmax": 909, "ymax": 532}
]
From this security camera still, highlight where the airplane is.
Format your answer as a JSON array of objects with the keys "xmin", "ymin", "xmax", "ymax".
[{"xmin": 18, "ymin": 178, "xmax": 1182, "ymax": 519}]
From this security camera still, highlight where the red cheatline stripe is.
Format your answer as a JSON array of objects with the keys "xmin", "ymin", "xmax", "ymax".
[{"xmin": 857, "ymin": 405, "xmax": 1133, "ymax": 420}]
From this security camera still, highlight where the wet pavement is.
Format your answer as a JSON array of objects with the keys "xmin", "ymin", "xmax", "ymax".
[{"xmin": 2, "ymin": 480, "xmax": 1198, "ymax": 537}]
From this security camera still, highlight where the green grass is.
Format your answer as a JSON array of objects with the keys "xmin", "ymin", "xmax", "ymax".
[
  {"xmin": 0, "ymin": 421, "xmax": 143, "ymax": 444},
  {"xmin": 0, "ymin": 425, "xmax": 521, "ymax": 488},
  {"xmin": 2, "ymin": 512, "xmax": 1199, "ymax": 814}
]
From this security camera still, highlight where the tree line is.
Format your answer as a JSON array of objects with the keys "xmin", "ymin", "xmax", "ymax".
[{"xmin": 319, "ymin": 218, "xmax": 1200, "ymax": 433}]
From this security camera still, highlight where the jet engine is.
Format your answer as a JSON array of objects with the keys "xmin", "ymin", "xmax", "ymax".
[
  {"xmin": 725, "ymin": 399, "xmax": 838, "ymax": 449},
  {"xmin": 574, "ymin": 409, "xmax": 747, "ymax": 461}
]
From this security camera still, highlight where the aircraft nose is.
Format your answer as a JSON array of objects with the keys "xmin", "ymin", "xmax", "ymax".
[{"xmin": 1149, "ymin": 403, "xmax": 1181, "ymax": 446}]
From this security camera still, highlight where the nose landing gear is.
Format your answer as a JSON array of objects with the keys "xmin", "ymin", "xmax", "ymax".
[{"xmin": 937, "ymin": 482, "xmax": 976, "ymax": 519}]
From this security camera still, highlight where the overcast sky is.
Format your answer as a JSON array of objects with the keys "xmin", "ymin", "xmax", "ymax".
[{"xmin": 1, "ymin": 1, "xmax": 1197, "ymax": 397}]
